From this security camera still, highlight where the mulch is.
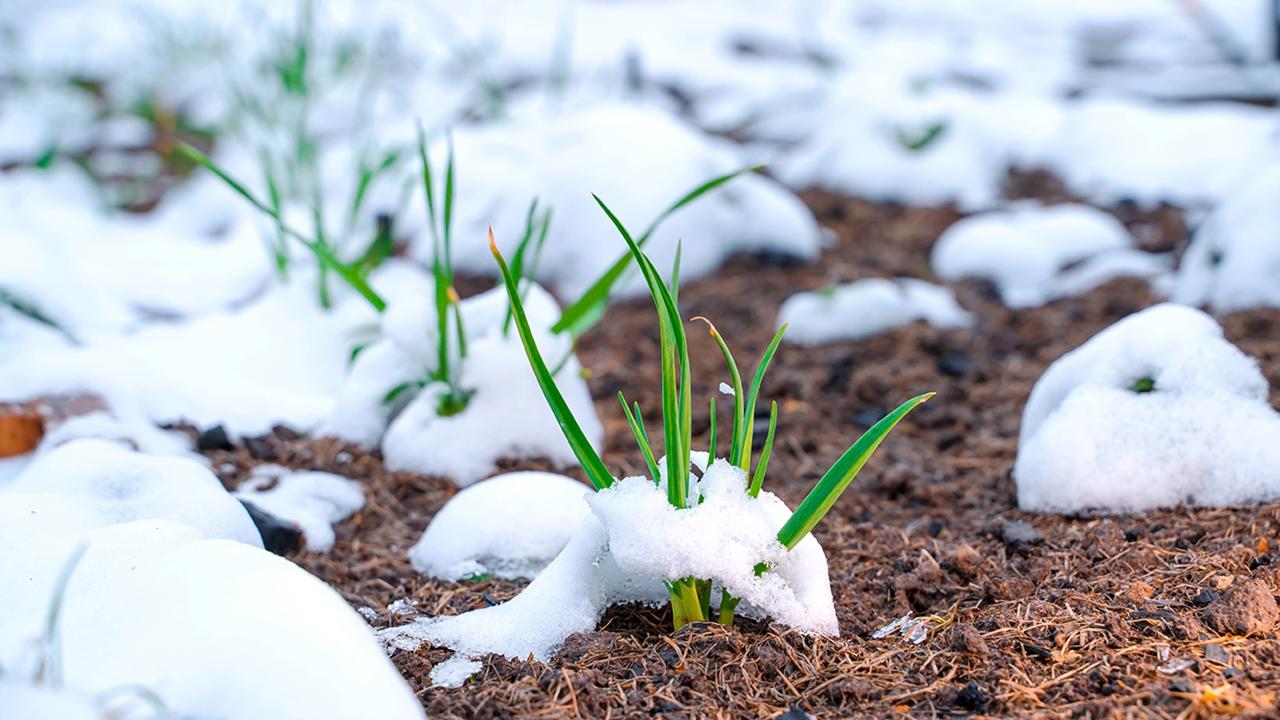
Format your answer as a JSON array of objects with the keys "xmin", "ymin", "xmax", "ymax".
[{"xmin": 206, "ymin": 184, "xmax": 1280, "ymax": 719}]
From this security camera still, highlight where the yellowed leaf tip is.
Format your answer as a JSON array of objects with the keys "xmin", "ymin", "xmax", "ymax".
[
  {"xmin": 487, "ymin": 226, "xmax": 500, "ymax": 257},
  {"xmin": 921, "ymin": 391, "xmax": 938, "ymax": 402},
  {"xmin": 690, "ymin": 315, "xmax": 719, "ymax": 338},
  {"xmin": 447, "ymin": 286, "xmax": 461, "ymax": 304}
]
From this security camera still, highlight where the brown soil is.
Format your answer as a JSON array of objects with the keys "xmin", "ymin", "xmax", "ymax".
[{"xmin": 207, "ymin": 191, "xmax": 1280, "ymax": 719}]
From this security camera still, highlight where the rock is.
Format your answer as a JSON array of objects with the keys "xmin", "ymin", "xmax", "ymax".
[
  {"xmin": 948, "ymin": 543, "xmax": 984, "ymax": 575},
  {"xmin": 1201, "ymin": 578, "xmax": 1278, "ymax": 636},
  {"xmin": 915, "ymin": 551, "xmax": 943, "ymax": 584},
  {"xmin": 778, "ymin": 706, "xmax": 814, "ymax": 720},
  {"xmin": 238, "ymin": 500, "xmax": 304, "ymax": 555},
  {"xmin": 1001, "ymin": 519, "xmax": 1042, "ymax": 545},
  {"xmin": 1190, "ymin": 588, "xmax": 1220, "ymax": 607},
  {"xmin": 196, "ymin": 424, "xmax": 234, "ymax": 452},
  {"xmin": 956, "ymin": 681, "xmax": 989, "ymax": 712}
]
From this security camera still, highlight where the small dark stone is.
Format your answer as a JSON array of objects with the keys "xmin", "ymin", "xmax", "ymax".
[
  {"xmin": 747, "ymin": 250, "xmax": 805, "ymax": 268},
  {"xmin": 926, "ymin": 519, "xmax": 943, "ymax": 538},
  {"xmin": 1224, "ymin": 667, "xmax": 1242, "ymax": 679},
  {"xmin": 271, "ymin": 424, "xmax": 301, "ymax": 441},
  {"xmin": 657, "ymin": 646, "xmax": 680, "ymax": 668},
  {"xmin": 1124, "ymin": 528, "xmax": 1143, "ymax": 542},
  {"xmin": 482, "ymin": 592, "xmax": 499, "ymax": 607},
  {"xmin": 1191, "ymin": 588, "xmax": 1219, "ymax": 607},
  {"xmin": 778, "ymin": 706, "xmax": 814, "ymax": 720},
  {"xmin": 956, "ymin": 681, "xmax": 989, "ymax": 712},
  {"xmin": 1001, "ymin": 519, "xmax": 1042, "ymax": 545},
  {"xmin": 238, "ymin": 499, "xmax": 303, "ymax": 555},
  {"xmin": 196, "ymin": 424, "xmax": 233, "ymax": 452},
  {"xmin": 1019, "ymin": 642, "xmax": 1052, "ymax": 661},
  {"xmin": 937, "ymin": 353, "xmax": 975, "ymax": 378},
  {"xmin": 1249, "ymin": 554, "xmax": 1272, "ymax": 570}
]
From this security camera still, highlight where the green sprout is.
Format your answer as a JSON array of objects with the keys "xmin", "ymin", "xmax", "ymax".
[
  {"xmin": 896, "ymin": 120, "xmax": 948, "ymax": 152},
  {"xmin": 491, "ymin": 198, "xmax": 933, "ymax": 631}
]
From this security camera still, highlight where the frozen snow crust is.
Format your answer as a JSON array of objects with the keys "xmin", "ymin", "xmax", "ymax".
[
  {"xmin": 410, "ymin": 471, "xmax": 591, "ymax": 581},
  {"xmin": 0, "ymin": 439, "xmax": 424, "ymax": 720},
  {"xmin": 383, "ymin": 459, "xmax": 836, "ymax": 669},
  {"xmin": 1015, "ymin": 303, "xmax": 1280, "ymax": 513},
  {"xmin": 931, "ymin": 203, "xmax": 1168, "ymax": 309}
]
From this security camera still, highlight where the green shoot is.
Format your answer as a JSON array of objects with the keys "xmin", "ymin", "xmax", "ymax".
[
  {"xmin": 706, "ymin": 396, "xmax": 717, "ymax": 468},
  {"xmin": 776, "ymin": 393, "xmax": 934, "ymax": 550},
  {"xmin": 748, "ymin": 401, "xmax": 778, "ymax": 498},
  {"xmin": 552, "ymin": 165, "xmax": 763, "ymax": 339},
  {"xmin": 493, "ymin": 193, "xmax": 933, "ymax": 633},
  {"xmin": 896, "ymin": 120, "xmax": 948, "ymax": 152},
  {"xmin": 1131, "ymin": 377, "xmax": 1156, "ymax": 393},
  {"xmin": 490, "ymin": 229, "xmax": 612, "ymax": 490},
  {"xmin": 619, "ymin": 392, "xmax": 660, "ymax": 483},
  {"xmin": 34, "ymin": 540, "xmax": 89, "ymax": 688},
  {"xmin": 502, "ymin": 199, "xmax": 554, "ymax": 337},
  {"xmin": 177, "ymin": 142, "xmax": 387, "ymax": 311}
]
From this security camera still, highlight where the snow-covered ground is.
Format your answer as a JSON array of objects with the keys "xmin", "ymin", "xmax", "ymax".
[{"xmin": 4, "ymin": 0, "xmax": 1280, "ymax": 712}]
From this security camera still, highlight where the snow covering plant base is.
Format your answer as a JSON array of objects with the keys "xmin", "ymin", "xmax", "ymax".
[
  {"xmin": 384, "ymin": 462, "xmax": 836, "ymax": 674},
  {"xmin": 1015, "ymin": 303, "xmax": 1280, "ymax": 513}
]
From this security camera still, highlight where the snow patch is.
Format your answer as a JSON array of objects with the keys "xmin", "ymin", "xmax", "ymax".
[
  {"xmin": 931, "ymin": 203, "xmax": 1169, "ymax": 308},
  {"xmin": 777, "ymin": 278, "xmax": 973, "ymax": 344},
  {"xmin": 1015, "ymin": 303, "xmax": 1280, "ymax": 513},
  {"xmin": 410, "ymin": 471, "xmax": 591, "ymax": 581},
  {"xmin": 235, "ymin": 464, "xmax": 365, "ymax": 552},
  {"xmin": 1172, "ymin": 164, "xmax": 1280, "ymax": 312}
]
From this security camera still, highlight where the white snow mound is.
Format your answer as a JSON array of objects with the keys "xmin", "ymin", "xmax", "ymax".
[
  {"xmin": 1173, "ymin": 164, "xmax": 1280, "ymax": 312},
  {"xmin": 1015, "ymin": 303, "xmax": 1280, "ymax": 513},
  {"xmin": 235, "ymin": 464, "xmax": 365, "ymax": 552},
  {"xmin": 931, "ymin": 203, "xmax": 1169, "ymax": 308},
  {"xmin": 381, "ymin": 460, "xmax": 836, "ymax": 667},
  {"xmin": 777, "ymin": 278, "xmax": 973, "ymax": 344},
  {"xmin": 410, "ymin": 471, "xmax": 591, "ymax": 581}
]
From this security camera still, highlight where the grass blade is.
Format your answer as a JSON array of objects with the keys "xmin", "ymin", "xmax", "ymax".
[
  {"xmin": 490, "ymin": 229, "xmax": 612, "ymax": 490},
  {"xmin": 551, "ymin": 165, "xmax": 761, "ymax": 339},
  {"xmin": 620, "ymin": 392, "xmax": 660, "ymax": 483},
  {"xmin": 594, "ymin": 193, "xmax": 691, "ymax": 507},
  {"xmin": 776, "ymin": 393, "xmax": 934, "ymax": 549},
  {"xmin": 748, "ymin": 401, "xmax": 777, "ymax": 498},
  {"xmin": 177, "ymin": 142, "xmax": 386, "ymax": 311},
  {"xmin": 736, "ymin": 324, "xmax": 787, "ymax": 470},
  {"xmin": 693, "ymin": 317, "xmax": 744, "ymax": 469},
  {"xmin": 707, "ymin": 396, "xmax": 717, "ymax": 466}
]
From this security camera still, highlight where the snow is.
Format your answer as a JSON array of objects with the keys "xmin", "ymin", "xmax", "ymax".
[
  {"xmin": 931, "ymin": 203, "xmax": 1170, "ymax": 308},
  {"xmin": 382, "ymin": 459, "xmax": 836, "ymax": 664},
  {"xmin": 0, "ymin": 447, "xmax": 424, "ymax": 720},
  {"xmin": 1172, "ymin": 163, "xmax": 1280, "ymax": 312},
  {"xmin": 429, "ymin": 656, "xmax": 484, "ymax": 689},
  {"xmin": 235, "ymin": 464, "xmax": 365, "ymax": 553},
  {"xmin": 375, "ymin": 285, "xmax": 604, "ymax": 486},
  {"xmin": 6, "ymin": 438, "xmax": 261, "ymax": 547},
  {"xmin": 1015, "ymin": 303, "xmax": 1280, "ymax": 513},
  {"xmin": 409, "ymin": 471, "xmax": 591, "ymax": 580},
  {"xmin": 0, "ymin": 682, "xmax": 103, "ymax": 720},
  {"xmin": 425, "ymin": 102, "xmax": 825, "ymax": 298},
  {"xmin": 777, "ymin": 278, "xmax": 973, "ymax": 345}
]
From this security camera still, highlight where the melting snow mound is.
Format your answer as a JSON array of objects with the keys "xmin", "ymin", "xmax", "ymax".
[
  {"xmin": 1015, "ymin": 303, "xmax": 1280, "ymax": 513},
  {"xmin": 1172, "ymin": 164, "xmax": 1280, "ymax": 312},
  {"xmin": 382, "ymin": 461, "xmax": 836, "ymax": 669},
  {"xmin": 235, "ymin": 464, "xmax": 365, "ymax": 552},
  {"xmin": 410, "ymin": 471, "xmax": 591, "ymax": 581},
  {"xmin": 777, "ymin": 278, "xmax": 973, "ymax": 344},
  {"xmin": 931, "ymin": 203, "xmax": 1169, "ymax": 309}
]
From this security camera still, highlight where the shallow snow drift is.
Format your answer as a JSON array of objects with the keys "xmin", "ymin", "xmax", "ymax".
[
  {"xmin": 1015, "ymin": 303, "xmax": 1280, "ymax": 513},
  {"xmin": 382, "ymin": 460, "xmax": 835, "ymax": 679},
  {"xmin": 931, "ymin": 203, "xmax": 1169, "ymax": 309},
  {"xmin": 410, "ymin": 471, "xmax": 591, "ymax": 581},
  {"xmin": 0, "ymin": 441, "xmax": 424, "ymax": 720},
  {"xmin": 777, "ymin": 278, "xmax": 973, "ymax": 344},
  {"xmin": 1173, "ymin": 163, "xmax": 1280, "ymax": 312}
]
